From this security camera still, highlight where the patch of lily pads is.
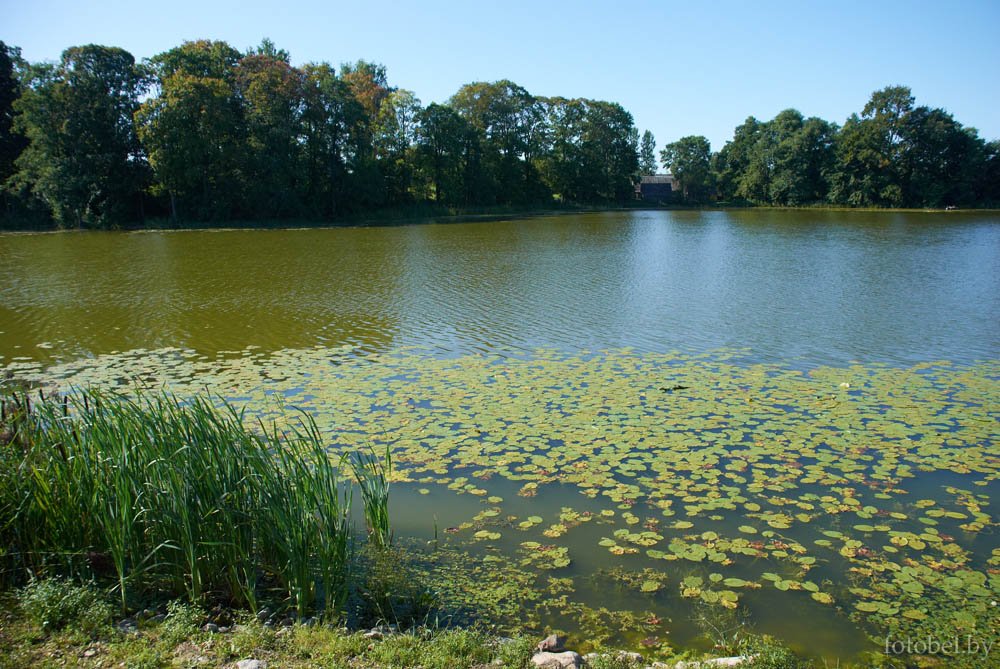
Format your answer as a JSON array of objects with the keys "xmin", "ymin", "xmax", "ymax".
[{"xmin": 4, "ymin": 345, "xmax": 998, "ymax": 658}]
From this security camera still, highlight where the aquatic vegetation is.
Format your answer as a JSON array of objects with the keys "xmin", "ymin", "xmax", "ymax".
[
  {"xmin": 3, "ymin": 345, "xmax": 998, "ymax": 660},
  {"xmin": 0, "ymin": 388, "xmax": 367, "ymax": 619},
  {"xmin": 352, "ymin": 445, "xmax": 393, "ymax": 549}
]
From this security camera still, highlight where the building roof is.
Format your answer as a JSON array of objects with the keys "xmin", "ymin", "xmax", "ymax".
[{"xmin": 638, "ymin": 174, "xmax": 677, "ymax": 184}]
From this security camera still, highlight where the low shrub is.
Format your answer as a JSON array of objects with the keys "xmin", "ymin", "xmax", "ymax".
[{"xmin": 17, "ymin": 577, "xmax": 111, "ymax": 637}]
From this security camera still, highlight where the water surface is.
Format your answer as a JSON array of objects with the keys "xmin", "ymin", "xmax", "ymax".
[
  {"xmin": 2, "ymin": 209, "xmax": 998, "ymax": 663},
  {"xmin": 3, "ymin": 209, "xmax": 998, "ymax": 365}
]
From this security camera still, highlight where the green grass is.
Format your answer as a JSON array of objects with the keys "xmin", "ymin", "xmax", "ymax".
[
  {"xmin": 15, "ymin": 578, "xmax": 111, "ymax": 637},
  {"xmin": 0, "ymin": 585, "xmax": 542, "ymax": 669},
  {"xmin": 0, "ymin": 388, "xmax": 372, "ymax": 620}
]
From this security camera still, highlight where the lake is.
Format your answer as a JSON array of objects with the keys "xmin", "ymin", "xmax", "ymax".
[{"xmin": 2, "ymin": 209, "xmax": 998, "ymax": 662}]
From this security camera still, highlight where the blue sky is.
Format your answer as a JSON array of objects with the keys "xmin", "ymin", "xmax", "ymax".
[{"xmin": 6, "ymin": 0, "xmax": 999, "ymax": 155}]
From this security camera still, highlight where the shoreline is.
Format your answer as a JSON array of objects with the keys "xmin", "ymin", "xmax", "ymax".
[{"xmin": 3, "ymin": 203, "xmax": 998, "ymax": 234}]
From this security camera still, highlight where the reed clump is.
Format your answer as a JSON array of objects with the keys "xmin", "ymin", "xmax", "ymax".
[{"xmin": 0, "ymin": 388, "xmax": 382, "ymax": 620}]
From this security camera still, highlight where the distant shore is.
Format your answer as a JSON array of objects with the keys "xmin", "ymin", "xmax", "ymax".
[{"xmin": 3, "ymin": 201, "xmax": 997, "ymax": 234}]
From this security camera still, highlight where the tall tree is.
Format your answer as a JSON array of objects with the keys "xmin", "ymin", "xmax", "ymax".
[
  {"xmin": 536, "ymin": 97, "xmax": 586, "ymax": 201},
  {"xmin": 712, "ymin": 117, "xmax": 762, "ymax": 202},
  {"xmin": 375, "ymin": 89, "xmax": 422, "ymax": 204},
  {"xmin": 450, "ymin": 80, "xmax": 547, "ymax": 204},
  {"xmin": 828, "ymin": 86, "xmax": 915, "ymax": 207},
  {"xmin": 660, "ymin": 136, "xmax": 712, "ymax": 201},
  {"xmin": 415, "ymin": 103, "xmax": 467, "ymax": 205},
  {"xmin": 235, "ymin": 51, "xmax": 304, "ymax": 217},
  {"xmin": 299, "ymin": 63, "xmax": 365, "ymax": 216},
  {"xmin": 137, "ymin": 41, "xmax": 245, "ymax": 220},
  {"xmin": 768, "ymin": 110, "xmax": 836, "ymax": 205},
  {"xmin": 579, "ymin": 100, "xmax": 639, "ymax": 201},
  {"xmin": 13, "ymin": 45, "xmax": 147, "ymax": 227},
  {"xmin": 981, "ymin": 140, "xmax": 1000, "ymax": 205},
  {"xmin": 898, "ymin": 106, "xmax": 984, "ymax": 207},
  {"xmin": 639, "ymin": 130, "xmax": 657, "ymax": 174},
  {"xmin": 0, "ymin": 42, "xmax": 28, "ymax": 196}
]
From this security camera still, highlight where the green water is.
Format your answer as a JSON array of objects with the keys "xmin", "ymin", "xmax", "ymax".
[{"xmin": 2, "ymin": 209, "xmax": 999, "ymax": 662}]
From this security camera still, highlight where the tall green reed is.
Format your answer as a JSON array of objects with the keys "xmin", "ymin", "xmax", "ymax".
[
  {"xmin": 351, "ymin": 445, "xmax": 392, "ymax": 550},
  {"xmin": 0, "ymin": 388, "xmax": 370, "ymax": 619}
]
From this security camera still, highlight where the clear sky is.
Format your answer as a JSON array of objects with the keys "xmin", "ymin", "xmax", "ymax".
[{"xmin": 5, "ymin": 0, "xmax": 999, "ymax": 154}]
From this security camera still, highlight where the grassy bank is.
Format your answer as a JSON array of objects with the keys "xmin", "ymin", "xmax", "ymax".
[{"xmin": 0, "ymin": 579, "xmax": 816, "ymax": 669}]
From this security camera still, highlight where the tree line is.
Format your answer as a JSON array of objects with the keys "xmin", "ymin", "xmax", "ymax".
[
  {"xmin": 1, "ymin": 39, "xmax": 998, "ymax": 229},
  {"xmin": 0, "ymin": 39, "xmax": 639, "ymax": 228},
  {"xmin": 661, "ymin": 86, "xmax": 1000, "ymax": 208}
]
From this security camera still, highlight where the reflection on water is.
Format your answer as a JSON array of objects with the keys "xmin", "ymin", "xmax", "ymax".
[{"xmin": 2, "ymin": 209, "xmax": 999, "ymax": 366}]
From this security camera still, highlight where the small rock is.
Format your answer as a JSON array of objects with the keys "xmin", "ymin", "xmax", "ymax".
[
  {"xmin": 83, "ymin": 648, "xmax": 97, "ymax": 658},
  {"xmin": 537, "ymin": 634, "xmax": 568, "ymax": 653},
  {"xmin": 280, "ymin": 617, "xmax": 295, "ymax": 627},
  {"xmin": 139, "ymin": 608, "xmax": 155, "ymax": 620},
  {"xmin": 201, "ymin": 623, "xmax": 220, "ymax": 633},
  {"xmin": 113, "ymin": 619, "xmax": 138, "ymax": 633},
  {"xmin": 363, "ymin": 624, "xmax": 400, "ymax": 639},
  {"xmin": 256, "ymin": 607, "xmax": 271, "ymax": 623},
  {"xmin": 531, "ymin": 651, "xmax": 582, "ymax": 668},
  {"xmin": 150, "ymin": 614, "xmax": 166, "ymax": 623},
  {"xmin": 218, "ymin": 626, "xmax": 230, "ymax": 634},
  {"xmin": 237, "ymin": 661, "xmax": 267, "ymax": 669}
]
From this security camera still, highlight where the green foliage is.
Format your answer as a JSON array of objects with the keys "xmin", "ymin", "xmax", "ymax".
[
  {"xmin": 17, "ymin": 577, "xmax": 111, "ymax": 636},
  {"xmin": 0, "ymin": 41, "xmax": 28, "ymax": 190},
  {"xmin": 11, "ymin": 45, "xmax": 148, "ymax": 228},
  {"xmin": 585, "ymin": 652, "xmax": 646, "ymax": 669},
  {"xmin": 136, "ymin": 41, "xmax": 245, "ymax": 220},
  {"xmin": 354, "ymin": 545, "xmax": 440, "ymax": 629},
  {"xmin": 3, "ymin": 38, "xmax": 647, "ymax": 227},
  {"xmin": 537, "ymin": 97, "xmax": 638, "ymax": 202},
  {"xmin": 415, "ymin": 103, "xmax": 471, "ymax": 205},
  {"xmin": 660, "ymin": 135, "xmax": 712, "ymax": 201},
  {"xmin": 224, "ymin": 613, "xmax": 283, "ymax": 659},
  {"xmin": 492, "ymin": 634, "xmax": 538, "ymax": 668},
  {"xmin": 159, "ymin": 599, "xmax": 204, "ymax": 647},
  {"xmin": 639, "ymin": 130, "xmax": 657, "ymax": 175},
  {"xmin": 3, "ymin": 35, "xmax": 998, "ymax": 228},
  {"xmin": 738, "ymin": 634, "xmax": 809, "ymax": 669},
  {"xmin": 0, "ymin": 388, "xmax": 359, "ymax": 619},
  {"xmin": 352, "ymin": 445, "xmax": 393, "ymax": 549},
  {"xmin": 367, "ymin": 628, "xmax": 494, "ymax": 669},
  {"xmin": 717, "ymin": 86, "xmax": 994, "ymax": 208}
]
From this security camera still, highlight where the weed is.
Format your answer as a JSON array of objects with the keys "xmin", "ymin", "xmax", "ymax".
[{"xmin": 17, "ymin": 577, "xmax": 111, "ymax": 637}]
